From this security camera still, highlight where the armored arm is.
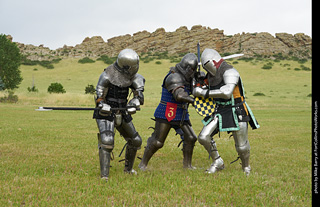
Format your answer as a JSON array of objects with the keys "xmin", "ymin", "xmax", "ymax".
[
  {"xmin": 95, "ymin": 71, "xmax": 112, "ymax": 115},
  {"xmin": 165, "ymin": 73, "xmax": 194, "ymax": 104},
  {"xmin": 96, "ymin": 71, "xmax": 111, "ymax": 103},
  {"xmin": 193, "ymin": 68, "xmax": 240, "ymax": 99},
  {"xmin": 131, "ymin": 73, "xmax": 145, "ymax": 105},
  {"xmin": 127, "ymin": 74, "xmax": 145, "ymax": 114}
]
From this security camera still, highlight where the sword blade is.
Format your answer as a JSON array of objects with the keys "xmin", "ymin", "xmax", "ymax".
[
  {"xmin": 222, "ymin": 54, "xmax": 244, "ymax": 60},
  {"xmin": 197, "ymin": 42, "xmax": 201, "ymax": 70}
]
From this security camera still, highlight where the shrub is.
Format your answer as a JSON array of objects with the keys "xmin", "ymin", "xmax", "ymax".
[
  {"xmin": 47, "ymin": 82, "xmax": 66, "ymax": 94},
  {"xmin": 85, "ymin": 84, "xmax": 95, "ymax": 94},
  {"xmin": 297, "ymin": 59, "xmax": 307, "ymax": 64},
  {"xmin": 78, "ymin": 57, "xmax": 95, "ymax": 64},
  {"xmin": 27, "ymin": 85, "xmax": 39, "ymax": 92},
  {"xmin": 253, "ymin": 92, "xmax": 266, "ymax": 96},
  {"xmin": 97, "ymin": 55, "xmax": 116, "ymax": 64},
  {"xmin": 169, "ymin": 56, "xmax": 180, "ymax": 63},
  {"xmin": 21, "ymin": 56, "xmax": 60, "ymax": 69},
  {"xmin": 300, "ymin": 65, "xmax": 311, "ymax": 71},
  {"xmin": 239, "ymin": 57, "xmax": 254, "ymax": 62},
  {"xmin": 262, "ymin": 62, "xmax": 273, "ymax": 70},
  {"xmin": 0, "ymin": 91, "xmax": 18, "ymax": 103},
  {"xmin": 39, "ymin": 60, "xmax": 54, "ymax": 69},
  {"xmin": 170, "ymin": 58, "xmax": 180, "ymax": 63},
  {"xmin": 272, "ymin": 53, "xmax": 285, "ymax": 60},
  {"xmin": 155, "ymin": 61, "xmax": 162, "ymax": 65},
  {"xmin": 262, "ymin": 65, "xmax": 272, "ymax": 70}
]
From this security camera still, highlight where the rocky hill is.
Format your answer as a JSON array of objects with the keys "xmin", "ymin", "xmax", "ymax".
[{"xmin": 11, "ymin": 25, "xmax": 312, "ymax": 61}]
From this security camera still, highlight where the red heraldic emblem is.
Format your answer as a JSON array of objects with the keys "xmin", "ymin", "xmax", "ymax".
[{"xmin": 165, "ymin": 102, "xmax": 177, "ymax": 122}]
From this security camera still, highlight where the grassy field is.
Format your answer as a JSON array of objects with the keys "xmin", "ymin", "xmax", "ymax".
[{"xmin": 0, "ymin": 57, "xmax": 312, "ymax": 206}]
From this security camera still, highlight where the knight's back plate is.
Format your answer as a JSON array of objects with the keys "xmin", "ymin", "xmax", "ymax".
[{"xmin": 194, "ymin": 96, "xmax": 215, "ymax": 117}]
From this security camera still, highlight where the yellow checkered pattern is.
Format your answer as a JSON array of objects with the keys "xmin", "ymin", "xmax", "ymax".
[{"xmin": 194, "ymin": 96, "xmax": 215, "ymax": 117}]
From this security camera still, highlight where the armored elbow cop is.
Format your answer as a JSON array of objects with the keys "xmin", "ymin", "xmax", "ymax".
[
  {"xmin": 133, "ymin": 90, "xmax": 144, "ymax": 105},
  {"xmin": 131, "ymin": 73, "xmax": 145, "ymax": 105}
]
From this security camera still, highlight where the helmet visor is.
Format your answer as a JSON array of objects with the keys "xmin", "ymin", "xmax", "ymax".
[{"xmin": 203, "ymin": 60, "xmax": 216, "ymax": 76}]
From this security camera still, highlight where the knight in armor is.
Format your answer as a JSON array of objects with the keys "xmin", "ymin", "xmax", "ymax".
[
  {"xmin": 93, "ymin": 49, "xmax": 145, "ymax": 181},
  {"xmin": 138, "ymin": 53, "xmax": 198, "ymax": 170},
  {"xmin": 193, "ymin": 48, "xmax": 260, "ymax": 176}
]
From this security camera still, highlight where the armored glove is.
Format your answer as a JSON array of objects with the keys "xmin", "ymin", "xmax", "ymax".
[
  {"xmin": 98, "ymin": 101, "xmax": 111, "ymax": 116},
  {"xmin": 193, "ymin": 87, "xmax": 205, "ymax": 98},
  {"xmin": 127, "ymin": 98, "xmax": 140, "ymax": 114}
]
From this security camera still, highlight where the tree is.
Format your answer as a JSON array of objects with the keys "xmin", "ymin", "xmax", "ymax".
[
  {"xmin": 0, "ymin": 34, "xmax": 23, "ymax": 90},
  {"xmin": 0, "ymin": 77, "xmax": 4, "ymax": 91}
]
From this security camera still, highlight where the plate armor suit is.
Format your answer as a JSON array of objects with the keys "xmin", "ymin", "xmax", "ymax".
[
  {"xmin": 193, "ymin": 48, "xmax": 260, "ymax": 176},
  {"xmin": 139, "ymin": 53, "xmax": 198, "ymax": 170},
  {"xmin": 93, "ymin": 49, "xmax": 145, "ymax": 181}
]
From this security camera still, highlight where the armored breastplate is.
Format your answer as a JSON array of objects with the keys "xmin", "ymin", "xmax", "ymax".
[
  {"xmin": 105, "ymin": 84, "xmax": 129, "ymax": 107},
  {"xmin": 208, "ymin": 61, "xmax": 235, "ymax": 103}
]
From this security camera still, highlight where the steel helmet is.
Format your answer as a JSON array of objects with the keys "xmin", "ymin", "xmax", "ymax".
[
  {"xmin": 201, "ymin": 48, "xmax": 222, "ymax": 76},
  {"xmin": 116, "ymin": 49, "xmax": 140, "ymax": 77}
]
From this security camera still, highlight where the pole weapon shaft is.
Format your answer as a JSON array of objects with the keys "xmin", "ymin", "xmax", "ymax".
[{"xmin": 36, "ymin": 106, "xmax": 139, "ymax": 111}]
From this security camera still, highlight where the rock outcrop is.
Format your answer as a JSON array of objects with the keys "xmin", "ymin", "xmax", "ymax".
[{"xmin": 12, "ymin": 25, "xmax": 311, "ymax": 61}]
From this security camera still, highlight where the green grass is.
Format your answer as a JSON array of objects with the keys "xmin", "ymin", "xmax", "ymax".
[{"xmin": 0, "ymin": 58, "xmax": 312, "ymax": 206}]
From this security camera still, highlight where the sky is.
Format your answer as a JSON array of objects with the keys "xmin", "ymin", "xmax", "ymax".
[{"xmin": 0, "ymin": 0, "xmax": 312, "ymax": 50}]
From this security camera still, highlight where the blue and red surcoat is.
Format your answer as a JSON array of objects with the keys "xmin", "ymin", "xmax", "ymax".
[{"xmin": 154, "ymin": 72, "xmax": 191, "ymax": 123}]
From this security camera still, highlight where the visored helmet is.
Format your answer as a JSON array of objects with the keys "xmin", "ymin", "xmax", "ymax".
[
  {"xmin": 201, "ymin": 48, "xmax": 222, "ymax": 76},
  {"xmin": 176, "ymin": 53, "xmax": 198, "ymax": 80},
  {"xmin": 116, "ymin": 49, "xmax": 139, "ymax": 77}
]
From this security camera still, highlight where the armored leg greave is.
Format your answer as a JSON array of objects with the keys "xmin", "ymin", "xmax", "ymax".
[
  {"xmin": 182, "ymin": 143, "xmax": 195, "ymax": 169},
  {"xmin": 233, "ymin": 122, "xmax": 251, "ymax": 176},
  {"xmin": 138, "ymin": 132, "xmax": 162, "ymax": 171},
  {"xmin": 123, "ymin": 133, "xmax": 142, "ymax": 174},
  {"xmin": 116, "ymin": 121, "xmax": 142, "ymax": 174},
  {"xmin": 96, "ymin": 119, "xmax": 115, "ymax": 181},
  {"xmin": 138, "ymin": 122, "xmax": 171, "ymax": 171},
  {"xmin": 198, "ymin": 116, "xmax": 224, "ymax": 174},
  {"xmin": 99, "ymin": 146, "xmax": 112, "ymax": 181},
  {"xmin": 123, "ymin": 143, "xmax": 138, "ymax": 174},
  {"xmin": 180, "ymin": 124, "xmax": 197, "ymax": 169},
  {"xmin": 204, "ymin": 140, "xmax": 224, "ymax": 174},
  {"xmin": 97, "ymin": 132, "xmax": 113, "ymax": 181}
]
